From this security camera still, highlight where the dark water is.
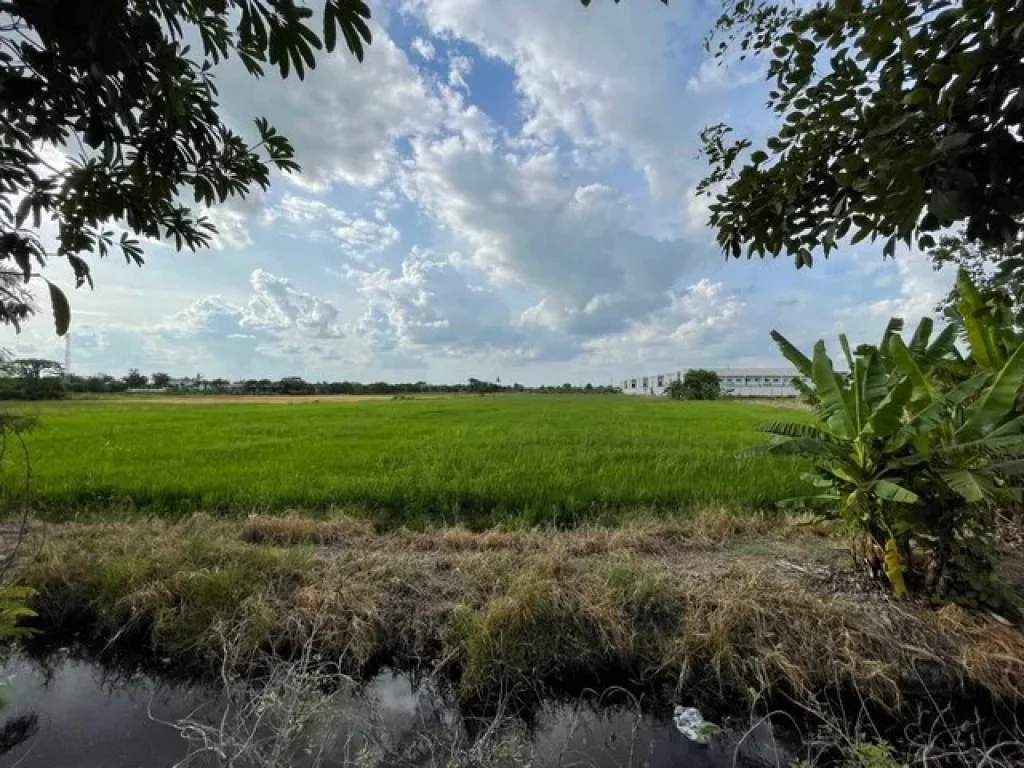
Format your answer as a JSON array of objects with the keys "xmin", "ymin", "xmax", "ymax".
[{"xmin": 0, "ymin": 651, "xmax": 792, "ymax": 768}]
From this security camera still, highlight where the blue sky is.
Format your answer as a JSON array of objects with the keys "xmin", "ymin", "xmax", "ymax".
[{"xmin": 8, "ymin": 0, "xmax": 953, "ymax": 385}]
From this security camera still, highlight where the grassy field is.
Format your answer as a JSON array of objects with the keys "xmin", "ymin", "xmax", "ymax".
[{"xmin": 2, "ymin": 395, "xmax": 810, "ymax": 527}]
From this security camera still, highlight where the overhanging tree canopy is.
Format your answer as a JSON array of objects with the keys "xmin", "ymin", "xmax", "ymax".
[
  {"xmin": 698, "ymin": 0, "xmax": 1024, "ymax": 268},
  {"xmin": 0, "ymin": 0, "xmax": 373, "ymax": 334}
]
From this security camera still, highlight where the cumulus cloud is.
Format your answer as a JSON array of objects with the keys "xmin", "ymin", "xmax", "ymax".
[
  {"xmin": 152, "ymin": 269, "xmax": 346, "ymax": 376},
  {"xmin": 265, "ymin": 195, "xmax": 399, "ymax": 261},
  {"xmin": 404, "ymin": 0, "xmax": 716, "ymax": 205},
  {"xmin": 348, "ymin": 247, "xmax": 578, "ymax": 361},
  {"xmin": 216, "ymin": 24, "xmax": 443, "ymax": 190},
  {"xmin": 243, "ymin": 269, "xmax": 345, "ymax": 338},
  {"xmin": 834, "ymin": 256, "xmax": 954, "ymax": 335},
  {"xmin": 403, "ymin": 134, "xmax": 692, "ymax": 338},
  {"xmin": 584, "ymin": 279, "xmax": 745, "ymax": 365}
]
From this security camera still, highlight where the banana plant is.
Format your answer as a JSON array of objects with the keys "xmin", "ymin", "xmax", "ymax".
[
  {"xmin": 761, "ymin": 319, "xmax": 1024, "ymax": 606},
  {"xmin": 755, "ymin": 338, "xmax": 921, "ymax": 594},
  {"xmin": 955, "ymin": 267, "xmax": 1022, "ymax": 373}
]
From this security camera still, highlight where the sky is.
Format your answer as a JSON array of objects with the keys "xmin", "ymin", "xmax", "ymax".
[{"xmin": 5, "ymin": 0, "xmax": 954, "ymax": 386}]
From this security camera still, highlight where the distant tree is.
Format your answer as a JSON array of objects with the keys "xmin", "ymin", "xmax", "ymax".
[
  {"xmin": 209, "ymin": 378, "xmax": 230, "ymax": 393},
  {"xmin": 0, "ymin": 358, "xmax": 65, "ymax": 399},
  {"xmin": 151, "ymin": 372, "xmax": 171, "ymax": 389},
  {"xmin": 0, "ymin": 0, "xmax": 373, "ymax": 336},
  {"xmin": 664, "ymin": 379, "xmax": 687, "ymax": 400},
  {"xmin": 1, "ymin": 359, "xmax": 63, "ymax": 384},
  {"xmin": 277, "ymin": 376, "xmax": 313, "ymax": 395},
  {"xmin": 682, "ymin": 370, "xmax": 722, "ymax": 401},
  {"xmin": 123, "ymin": 368, "xmax": 148, "ymax": 388}
]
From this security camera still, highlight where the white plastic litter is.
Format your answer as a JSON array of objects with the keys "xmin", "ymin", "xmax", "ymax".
[{"xmin": 673, "ymin": 705, "xmax": 715, "ymax": 744}]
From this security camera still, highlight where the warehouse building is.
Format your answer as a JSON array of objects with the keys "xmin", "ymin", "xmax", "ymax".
[{"xmin": 621, "ymin": 368, "xmax": 807, "ymax": 398}]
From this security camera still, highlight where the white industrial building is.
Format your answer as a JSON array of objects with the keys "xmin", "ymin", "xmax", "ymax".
[{"xmin": 621, "ymin": 368, "xmax": 807, "ymax": 398}]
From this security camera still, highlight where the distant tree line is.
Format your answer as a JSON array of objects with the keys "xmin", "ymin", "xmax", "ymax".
[{"xmin": 0, "ymin": 363, "xmax": 622, "ymax": 400}]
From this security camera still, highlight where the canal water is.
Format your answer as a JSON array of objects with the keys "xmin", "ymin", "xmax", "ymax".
[{"xmin": 0, "ymin": 650, "xmax": 793, "ymax": 767}]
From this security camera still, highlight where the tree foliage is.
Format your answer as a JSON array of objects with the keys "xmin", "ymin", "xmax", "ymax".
[
  {"xmin": 929, "ymin": 230, "xmax": 1024, "ymax": 328},
  {"xmin": 687, "ymin": 369, "xmax": 723, "ymax": 400},
  {"xmin": 122, "ymin": 368, "xmax": 148, "ymax": 389},
  {"xmin": 0, "ymin": 0, "xmax": 373, "ymax": 335},
  {"xmin": 699, "ymin": 0, "xmax": 1024, "ymax": 268},
  {"xmin": 0, "ymin": 358, "xmax": 64, "ymax": 399}
]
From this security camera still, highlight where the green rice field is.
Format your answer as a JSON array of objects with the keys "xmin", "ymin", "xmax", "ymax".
[{"xmin": 2, "ymin": 395, "xmax": 811, "ymax": 527}]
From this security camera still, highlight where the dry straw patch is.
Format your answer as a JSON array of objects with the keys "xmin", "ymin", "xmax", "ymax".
[{"xmin": 18, "ymin": 515, "xmax": 1024, "ymax": 708}]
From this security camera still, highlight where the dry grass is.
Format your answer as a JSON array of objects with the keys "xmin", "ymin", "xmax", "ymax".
[
  {"xmin": 19, "ymin": 515, "xmax": 1024, "ymax": 711},
  {"xmin": 241, "ymin": 514, "xmax": 375, "ymax": 545}
]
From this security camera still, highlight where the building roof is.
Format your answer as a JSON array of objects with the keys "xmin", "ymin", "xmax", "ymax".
[{"xmin": 626, "ymin": 368, "xmax": 804, "ymax": 380}]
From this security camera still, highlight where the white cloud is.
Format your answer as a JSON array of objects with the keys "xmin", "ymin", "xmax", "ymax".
[
  {"xmin": 448, "ymin": 54, "xmax": 472, "ymax": 91},
  {"xmin": 403, "ymin": 133, "xmax": 694, "ymax": 337},
  {"xmin": 404, "ymin": 0, "xmax": 713, "ymax": 205},
  {"xmin": 585, "ymin": 279, "xmax": 745, "ymax": 365},
  {"xmin": 216, "ymin": 24, "xmax": 443, "ymax": 190},
  {"xmin": 412, "ymin": 37, "xmax": 436, "ymax": 60},
  {"xmin": 243, "ymin": 269, "xmax": 345, "ymax": 339},
  {"xmin": 832, "ymin": 255, "xmax": 955, "ymax": 340},
  {"xmin": 264, "ymin": 195, "xmax": 400, "ymax": 261},
  {"xmin": 686, "ymin": 55, "xmax": 763, "ymax": 94},
  {"xmin": 348, "ymin": 247, "xmax": 578, "ymax": 361}
]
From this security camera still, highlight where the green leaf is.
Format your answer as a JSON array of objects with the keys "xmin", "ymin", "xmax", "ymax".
[
  {"xmin": 945, "ymin": 372, "xmax": 990, "ymax": 406},
  {"xmin": 47, "ymin": 281, "xmax": 71, "ymax": 336},
  {"xmin": 928, "ymin": 189, "xmax": 968, "ymax": 222},
  {"xmin": 903, "ymin": 87, "xmax": 932, "ymax": 105},
  {"xmin": 866, "ymin": 376, "xmax": 913, "ymax": 437},
  {"xmin": 987, "ymin": 412, "xmax": 1024, "ymax": 439},
  {"xmin": 756, "ymin": 422, "xmax": 836, "ymax": 441},
  {"xmin": 875, "ymin": 480, "xmax": 918, "ymax": 503},
  {"xmin": 960, "ymin": 342, "xmax": 1024, "ymax": 438},
  {"xmin": 323, "ymin": 4, "xmax": 338, "ymax": 51},
  {"xmin": 861, "ymin": 349, "xmax": 888, "ymax": 407},
  {"xmin": 770, "ymin": 330, "xmax": 813, "ymax": 378},
  {"xmin": 880, "ymin": 317, "xmax": 904, "ymax": 356},
  {"xmin": 990, "ymin": 458, "xmax": 1024, "ymax": 477},
  {"xmin": 888, "ymin": 335, "xmax": 937, "ymax": 402},
  {"xmin": 923, "ymin": 323, "xmax": 958, "ymax": 364},
  {"xmin": 839, "ymin": 333, "xmax": 854, "ymax": 372},
  {"xmin": 955, "ymin": 269, "xmax": 1003, "ymax": 370},
  {"xmin": 908, "ymin": 317, "xmax": 933, "ymax": 355},
  {"xmin": 941, "ymin": 468, "xmax": 989, "ymax": 504},
  {"xmin": 812, "ymin": 340, "xmax": 856, "ymax": 438}
]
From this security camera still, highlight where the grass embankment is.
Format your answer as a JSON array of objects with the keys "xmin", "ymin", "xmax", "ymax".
[
  {"xmin": 4, "ymin": 396, "xmax": 810, "ymax": 527},
  {"xmin": 23, "ymin": 513, "xmax": 1024, "ymax": 709}
]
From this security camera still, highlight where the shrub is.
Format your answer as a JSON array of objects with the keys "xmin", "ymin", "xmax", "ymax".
[
  {"xmin": 683, "ymin": 369, "xmax": 722, "ymax": 400},
  {"xmin": 665, "ymin": 370, "xmax": 722, "ymax": 400}
]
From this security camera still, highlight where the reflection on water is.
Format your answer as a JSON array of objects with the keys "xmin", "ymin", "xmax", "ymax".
[{"xmin": 0, "ymin": 651, "xmax": 792, "ymax": 768}]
